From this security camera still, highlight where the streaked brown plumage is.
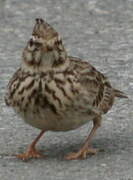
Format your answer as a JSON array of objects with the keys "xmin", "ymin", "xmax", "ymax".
[{"xmin": 5, "ymin": 18, "xmax": 127, "ymax": 160}]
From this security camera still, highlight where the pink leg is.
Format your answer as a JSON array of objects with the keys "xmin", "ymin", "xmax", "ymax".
[
  {"xmin": 65, "ymin": 117, "xmax": 101, "ymax": 160},
  {"xmin": 16, "ymin": 130, "xmax": 45, "ymax": 161}
]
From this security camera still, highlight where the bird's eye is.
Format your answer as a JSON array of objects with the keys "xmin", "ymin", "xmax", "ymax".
[{"xmin": 29, "ymin": 39, "xmax": 34, "ymax": 46}]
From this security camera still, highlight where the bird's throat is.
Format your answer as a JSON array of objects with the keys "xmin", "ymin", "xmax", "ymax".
[{"xmin": 22, "ymin": 48, "xmax": 69, "ymax": 73}]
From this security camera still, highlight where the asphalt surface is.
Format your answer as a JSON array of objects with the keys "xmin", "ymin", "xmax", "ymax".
[{"xmin": 0, "ymin": 0, "xmax": 133, "ymax": 179}]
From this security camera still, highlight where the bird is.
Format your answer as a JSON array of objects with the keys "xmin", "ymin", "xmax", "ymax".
[{"xmin": 5, "ymin": 18, "xmax": 128, "ymax": 160}]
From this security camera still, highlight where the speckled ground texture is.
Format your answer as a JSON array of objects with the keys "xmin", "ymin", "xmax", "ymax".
[{"xmin": 0, "ymin": 0, "xmax": 133, "ymax": 179}]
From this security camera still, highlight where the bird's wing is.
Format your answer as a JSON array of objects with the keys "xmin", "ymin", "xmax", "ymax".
[{"xmin": 68, "ymin": 56, "xmax": 115, "ymax": 114}]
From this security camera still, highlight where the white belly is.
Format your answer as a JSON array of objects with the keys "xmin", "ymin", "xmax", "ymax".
[{"xmin": 16, "ymin": 106, "xmax": 94, "ymax": 131}]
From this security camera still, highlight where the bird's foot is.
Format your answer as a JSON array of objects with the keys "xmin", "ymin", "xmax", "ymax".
[
  {"xmin": 64, "ymin": 147, "xmax": 99, "ymax": 160},
  {"xmin": 16, "ymin": 146, "xmax": 44, "ymax": 161}
]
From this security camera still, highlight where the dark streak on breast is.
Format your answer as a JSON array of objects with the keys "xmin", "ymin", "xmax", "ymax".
[
  {"xmin": 26, "ymin": 79, "xmax": 35, "ymax": 89},
  {"xmin": 45, "ymin": 84, "xmax": 62, "ymax": 107},
  {"xmin": 54, "ymin": 78, "xmax": 65, "ymax": 85},
  {"xmin": 10, "ymin": 81, "xmax": 21, "ymax": 98},
  {"xmin": 42, "ymin": 96, "xmax": 58, "ymax": 115}
]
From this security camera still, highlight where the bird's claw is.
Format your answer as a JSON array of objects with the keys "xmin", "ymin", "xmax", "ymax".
[
  {"xmin": 64, "ymin": 147, "xmax": 99, "ymax": 160},
  {"xmin": 16, "ymin": 147, "xmax": 44, "ymax": 161}
]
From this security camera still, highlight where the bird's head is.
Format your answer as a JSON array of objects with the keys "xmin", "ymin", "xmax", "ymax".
[
  {"xmin": 22, "ymin": 18, "xmax": 68, "ymax": 72},
  {"xmin": 31, "ymin": 18, "xmax": 61, "ymax": 51}
]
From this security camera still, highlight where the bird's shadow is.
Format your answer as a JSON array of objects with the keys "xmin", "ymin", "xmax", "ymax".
[{"xmin": 39, "ymin": 133, "xmax": 131, "ymax": 160}]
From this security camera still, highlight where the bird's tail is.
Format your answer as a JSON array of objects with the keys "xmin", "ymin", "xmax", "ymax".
[{"xmin": 113, "ymin": 89, "xmax": 128, "ymax": 98}]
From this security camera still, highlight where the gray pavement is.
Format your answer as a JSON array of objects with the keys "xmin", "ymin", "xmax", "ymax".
[{"xmin": 0, "ymin": 0, "xmax": 133, "ymax": 179}]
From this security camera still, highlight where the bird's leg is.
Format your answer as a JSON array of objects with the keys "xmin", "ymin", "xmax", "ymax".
[
  {"xmin": 16, "ymin": 130, "xmax": 45, "ymax": 161},
  {"xmin": 65, "ymin": 116, "xmax": 101, "ymax": 160}
]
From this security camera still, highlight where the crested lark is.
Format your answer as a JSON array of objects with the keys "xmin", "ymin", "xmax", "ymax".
[{"xmin": 5, "ymin": 18, "xmax": 127, "ymax": 160}]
